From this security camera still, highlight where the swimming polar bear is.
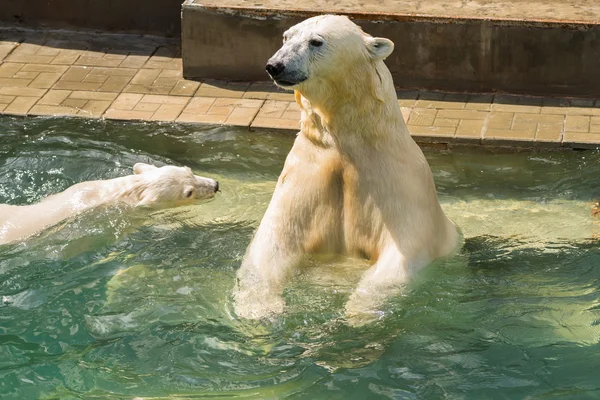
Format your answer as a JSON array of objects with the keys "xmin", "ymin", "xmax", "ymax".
[
  {"xmin": 234, "ymin": 15, "xmax": 459, "ymax": 323},
  {"xmin": 0, "ymin": 163, "xmax": 219, "ymax": 245}
]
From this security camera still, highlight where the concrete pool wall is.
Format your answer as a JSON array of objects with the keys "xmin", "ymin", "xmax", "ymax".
[{"xmin": 182, "ymin": 0, "xmax": 600, "ymax": 97}]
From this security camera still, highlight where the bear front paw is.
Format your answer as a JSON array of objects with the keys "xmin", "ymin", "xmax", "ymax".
[
  {"xmin": 233, "ymin": 289, "xmax": 285, "ymax": 320},
  {"xmin": 344, "ymin": 290, "xmax": 386, "ymax": 327}
]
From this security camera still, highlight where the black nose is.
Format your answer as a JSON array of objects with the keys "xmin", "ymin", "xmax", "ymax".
[
  {"xmin": 266, "ymin": 62, "xmax": 285, "ymax": 77},
  {"xmin": 214, "ymin": 181, "xmax": 219, "ymax": 192}
]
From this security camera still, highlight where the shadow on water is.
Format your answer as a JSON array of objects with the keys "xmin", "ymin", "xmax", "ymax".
[{"xmin": 1, "ymin": 117, "xmax": 600, "ymax": 399}]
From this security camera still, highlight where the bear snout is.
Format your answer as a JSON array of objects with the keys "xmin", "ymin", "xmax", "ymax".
[
  {"xmin": 214, "ymin": 181, "xmax": 220, "ymax": 193},
  {"xmin": 266, "ymin": 61, "xmax": 285, "ymax": 78}
]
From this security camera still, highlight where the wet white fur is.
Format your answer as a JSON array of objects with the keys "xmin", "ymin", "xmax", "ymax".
[
  {"xmin": 0, "ymin": 163, "xmax": 218, "ymax": 245},
  {"xmin": 234, "ymin": 15, "xmax": 459, "ymax": 323}
]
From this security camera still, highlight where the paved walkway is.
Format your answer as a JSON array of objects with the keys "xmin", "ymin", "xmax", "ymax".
[{"xmin": 1, "ymin": 29, "xmax": 599, "ymax": 149}]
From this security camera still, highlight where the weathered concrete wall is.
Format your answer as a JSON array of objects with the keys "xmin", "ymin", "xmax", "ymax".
[
  {"xmin": 0, "ymin": 0, "xmax": 183, "ymax": 37},
  {"xmin": 182, "ymin": 6, "xmax": 600, "ymax": 97}
]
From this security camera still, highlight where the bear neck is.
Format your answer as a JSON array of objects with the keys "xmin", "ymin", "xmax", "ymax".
[
  {"xmin": 88, "ymin": 175, "xmax": 151, "ymax": 207},
  {"xmin": 296, "ymin": 60, "xmax": 412, "ymax": 155}
]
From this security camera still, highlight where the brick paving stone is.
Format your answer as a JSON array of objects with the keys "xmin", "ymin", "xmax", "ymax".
[
  {"xmin": 590, "ymin": 116, "xmax": 600, "ymax": 133},
  {"xmin": 465, "ymin": 94, "xmax": 493, "ymax": 110},
  {"xmin": 0, "ymin": 86, "xmax": 46, "ymax": 97},
  {"xmin": 103, "ymin": 109, "xmax": 155, "ymax": 121},
  {"xmin": 29, "ymin": 72, "xmax": 63, "ymax": 89},
  {"xmin": 511, "ymin": 119, "xmax": 537, "ymax": 134},
  {"xmin": 249, "ymin": 101, "xmax": 296, "ymax": 129},
  {"xmin": 82, "ymin": 75, "xmax": 108, "ymax": 85},
  {"xmin": 141, "ymin": 94, "xmax": 189, "ymax": 105},
  {"xmin": 400, "ymin": 107, "xmax": 411, "ymax": 122},
  {"xmin": 69, "ymin": 91, "xmax": 118, "ymax": 101},
  {"xmin": 37, "ymin": 89, "xmax": 72, "ymax": 105},
  {"xmin": 491, "ymin": 102, "xmax": 541, "ymax": 113},
  {"xmin": 0, "ymin": 77, "xmax": 32, "ymax": 87},
  {"xmin": 0, "ymin": 63, "xmax": 24, "ymax": 77},
  {"xmin": 123, "ymin": 84, "xmax": 173, "ymax": 95},
  {"xmin": 29, "ymin": 104, "xmax": 80, "ymax": 116},
  {"xmin": 433, "ymin": 118, "xmax": 459, "ymax": 127},
  {"xmin": 109, "ymin": 93, "xmax": 143, "ymax": 111},
  {"xmin": 206, "ymin": 103, "xmax": 241, "ymax": 118},
  {"xmin": 178, "ymin": 96, "xmax": 263, "ymax": 126},
  {"xmin": 61, "ymin": 98, "xmax": 88, "ymax": 108},
  {"xmin": 565, "ymin": 115, "xmax": 590, "ymax": 132},
  {"xmin": 408, "ymin": 108, "xmax": 437, "ymax": 126},
  {"xmin": 177, "ymin": 97, "xmax": 216, "ymax": 120},
  {"xmin": 134, "ymin": 102, "xmax": 162, "ymax": 112},
  {"xmin": 124, "ymin": 69, "xmax": 160, "ymax": 85},
  {"xmin": 53, "ymin": 80, "xmax": 103, "ymax": 91},
  {"xmin": 484, "ymin": 128, "xmax": 536, "ymax": 143},
  {"xmin": 88, "ymin": 67, "xmax": 137, "ymax": 78},
  {"xmin": 78, "ymin": 100, "xmax": 112, "ymax": 118},
  {"xmin": 396, "ymin": 91, "xmax": 418, "ymax": 107},
  {"xmin": 256, "ymin": 100, "xmax": 291, "ymax": 119},
  {"xmin": 0, "ymin": 94, "xmax": 16, "ymax": 105},
  {"xmin": 51, "ymin": 49, "xmax": 83, "ymax": 65},
  {"xmin": 409, "ymin": 125, "xmax": 456, "ymax": 137},
  {"xmin": 455, "ymin": 119, "xmax": 484, "ymax": 137},
  {"xmin": 590, "ymin": 126, "xmax": 600, "ymax": 134},
  {"xmin": 281, "ymin": 102, "xmax": 301, "ymax": 120},
  {"xmin": 75, "ymin": 53, "xmax": 124, "ymax": 67},
  {"xmin": 99, "ymin": 76, "xmax": 132, "ymax": 92},
  {"xmin": 243, "ymin": 81, "xmax": 294, "ymax": 101},
  {"xmin": 0, "ymin": 41, "xmax": 18, "ymax": 61},
  {"xmin": 7, "ymin": 54, "xmax": 57, "ymax": 64},
  {"xmin": 178, "ymin": 114, "xmax": 230, "ymax": 125},
  {"xmin": 514, "ymin": 113, "xmax": 564, "ymax": 124},
  {"xmin": 144, "ymin": 46, "xmax": 182, "ymax": 70},
  {"xmin": 150, "ymin": 103, "xmax": 188, "ymax": 122},
  {"xmin": 120, "ymin": 54, "xmax": 151, "ymax": 69},
  {"xmin": 251, "ymin": 116, "xmax": 300, "ymax": 130},
  {"xmin": 4, "ymin": 96, "xmax": 39, "ymax": 115},
  {"xmin": 563, "ymin": 132, "xmax": 600, "ymax": 147},
  {"xmin": 13, "ymin": 71, "xmax": 40, "ymax": 80},
  {"xmin": 170, "ymin": 80, "xmax": 200, "ymax": 96},
  {"xmin": 535, "ymin": 123, "xmax": 563, "ymax": 143},
  {"xmin": 416, "ymin": 93, "xmax": 466, "ymax": 110},
  {"xmin": 565, "ymin": 107, "xmax": 600, "ymax": 116},
  {"xmin": 21, "ymin": 64, "xmax": 68, "ymax": 73},
  {"xmin": 196, "ymin": 80, "xmax": 250, "ymax": 98},
  {"xmin": 226, "ymin": 107, "xmax": 261, "ymax": 126},
  {"xmin": 487, "ymin": 112, "xmax": 514, "ymax": 129},
  {"xmin": 60, "ymin": 66, "xmax": 91, "ymax": 82},
  {"xmin": 123, "ymin": 68, "xmax": 192, "ymax": 95},
  {"xmin": 437, "ymin": 109, "xmax": 487, "ymax": 120}
]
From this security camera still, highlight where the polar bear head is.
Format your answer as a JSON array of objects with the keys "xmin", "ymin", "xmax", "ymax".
[
  {"xmin": 131, "ymin": 163, "xmax": 219, "ymax": 207},
  {"xmin": 265, "ymin": 15, "xmax": 394, "ymax": 96}
]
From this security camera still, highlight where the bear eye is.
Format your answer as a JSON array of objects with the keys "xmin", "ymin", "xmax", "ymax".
[
  {"xmin": 309, "ymin": 39, "xmax": 323, "ymax": 47},
  {"xmin": 185, "ymin": 189, "xmax": 194, "ymax": 198}
]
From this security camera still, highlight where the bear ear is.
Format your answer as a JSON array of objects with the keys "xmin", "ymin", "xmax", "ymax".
[
  {"xmin": 366, "ymin": 37, "xmax": 394, "ymax": 61},
  {"xmin": 133, "ymin": 163, "xmax": 157, "ymax": 175}
]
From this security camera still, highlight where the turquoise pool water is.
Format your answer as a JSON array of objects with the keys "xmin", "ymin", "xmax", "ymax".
[{"xmin": 1, "ymin": 117, "xmax": 600, "ymax": 399}]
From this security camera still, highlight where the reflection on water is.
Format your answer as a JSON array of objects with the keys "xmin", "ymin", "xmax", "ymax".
[{"xmin": 0, "ymin": 117, "xmax": 599, "ymax": 399}]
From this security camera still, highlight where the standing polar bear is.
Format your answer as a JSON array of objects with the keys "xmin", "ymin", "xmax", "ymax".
[
  {"xmin": 234, "ymin": 15, "xmax": 459, "ymax": 322},
  {"xmin": 0, "ymin": 163, "xmax": 219, "ymax": 245}
]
